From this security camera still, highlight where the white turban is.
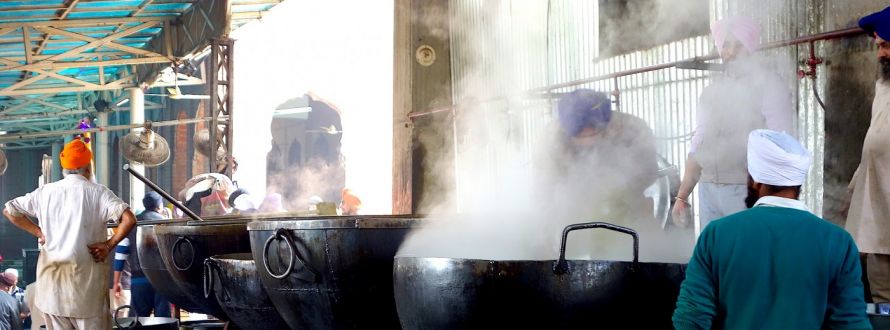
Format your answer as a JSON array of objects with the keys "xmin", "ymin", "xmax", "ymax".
[
  {"xmin": 3, "ymin": 268, "xmax": 17, "ymax": 278},
  {"xmin": 747, "ymin": 129, "xmax": 811, "ymax": 186}
]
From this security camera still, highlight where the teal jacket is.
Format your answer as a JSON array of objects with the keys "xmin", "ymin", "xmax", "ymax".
[{"xmin": 673, "ymin": 206, "xmax": 871, "ymax": 329}]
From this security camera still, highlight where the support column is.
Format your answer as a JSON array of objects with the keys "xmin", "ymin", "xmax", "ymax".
[
  {"xmin": 392, "ymin": 0, "xmax": 414, "ymax": 214},
  {"xmin": 406, "ymin": 0, "xmax": 454, "ymax": 213},
  {"xmin": 96, "ymin": 112, "xmax": 110, "ymax": 186},
  {"xmin": 209, "ymin": 38, "xmax": 235, "ymax": 177},
  {"xmin": 50, "ymin": 141, "xmax": 62, "ymax": 181},
  {"xmin": 129, "ymin": 87, "xmax": 145, "ymax": 209}
]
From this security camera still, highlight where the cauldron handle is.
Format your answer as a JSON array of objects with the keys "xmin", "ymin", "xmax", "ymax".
[
  {"xmin": 553, "ymin": 222, "xmax": 639, "ymax": 275},
  {"xmin": 113, "ymin": 305, "xmax": 137, "ymax": 329},
  {"xmin": 171, "ymin": 236, "xmax": 196, "ymax": 271},
  {"xmin": 262, "ymin": 228, "xmax": 318, "ymax": 281},
  {"xmin": 203, "ymin": 258, "xmax": 217, "ymax": 299}
]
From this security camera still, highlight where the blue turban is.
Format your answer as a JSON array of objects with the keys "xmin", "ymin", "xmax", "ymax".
[
  {"xmin": 143, "ymin": 191, "xmax": 163, "ymax": 211},
  {"xmin": 557, "ymin": 89, "xmax": 612, "ymax": 137},
  {"xmin": 860, "ymin": 6, "xmax": 890, "ymax": 40}
]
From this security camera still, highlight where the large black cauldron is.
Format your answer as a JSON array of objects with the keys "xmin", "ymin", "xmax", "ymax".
[
  {"xmin": 248, "ymin": 216, "xmax": 422, "ymax": 329},
  {"xmin": 393, "ymin": 222, "xmax": 687, "ymax": 329},
  {"xmin": 137, "ymin": 224, "xmax": 208, "ymax": 314},
  {"xmin": 154, "ymin": 220, "xmax": 252, "ymax": 320},
  {"xmin": 203, "ymin": 253, "xmax": 288, "ymax": 329}
]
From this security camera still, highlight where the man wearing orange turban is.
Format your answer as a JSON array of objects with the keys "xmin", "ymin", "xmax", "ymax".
[
  {"xmin": 3, "ymin": 139, "xmax": 137, "ymax": 329},
  {"xmin": 340, "ymin": 189, "xmax": 362, "ymax": 215},
  {"xmin": 59, "ymin": 139, "xmax": 92, "ymax": 171}
]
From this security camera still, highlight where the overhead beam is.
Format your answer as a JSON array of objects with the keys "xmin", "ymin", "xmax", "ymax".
[
  {"xmin": 0, "ymin": 83, "xmax": 136, "ymax": 97},
  {"xmin": 35, "ymin": 25, "xmax": 167, "ymax": 59},
  {"xmin": 29, "ymin": 0, "xmax": 81, "ymax": 83},
  {"xmin": 139, "ymin": 0, "xmax": 231, "ymax": 84},
  {"xmin": 0, "ymin": 116, "xmax": 228, "ymax": 143},
  {"xmin": 0, "ymin": 101, "xmax": 163, "ymax": 121},
  {"xmin": 233, "ymin": 0, "xmax": 282, "ymax": 4},
  {"xmin": 0, "ymin": 56, "xmax": 171, "ymax": 71},
  {"xmin": 0, "ymin": 120, "xmax": 80, "ymax": 130},
  {"xmin": 38, "ymin": 21, "xmax": 161, "ymax": 64},
  {"xmin": 0, "ymin": 51, "xmax": 143, "ymax": 62},
  {"xmin": 0, "ymin": 16, "xmax": 174, "ymax": 29},
  {"xmin": 113, "ymin": 0, "xmax": 155, "ymax": 33},
  {"xmin": 22, "ymin": 26, "xmax": 32, "ymax": 64},
  {"xmin": 1, "ymin": 75, "xmax": 47, "ymax": 94},
  {"xmin": 0, "ymin": 94, "xmax": 55, "ymax": 114},
  {"xmin": 31, "ymin": 68, "xmax": 99, "ymax": 88},
  {"xmin": 12, "ymin": 95, "xmax": 71, "ymax": 112}
]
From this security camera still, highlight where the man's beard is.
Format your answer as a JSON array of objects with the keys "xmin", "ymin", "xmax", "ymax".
[
  {"xmin": 881, "ymin": 57, "xmax": 890, "ymax": 82},
  {"xmin": 745, "ymin": 184, "xmax": 759, "ymax": 209}
]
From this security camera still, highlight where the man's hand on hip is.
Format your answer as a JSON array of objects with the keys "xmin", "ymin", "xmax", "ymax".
[{"xmin": 87, "ymin": 241, "xmax": 112, "ymax": 262}]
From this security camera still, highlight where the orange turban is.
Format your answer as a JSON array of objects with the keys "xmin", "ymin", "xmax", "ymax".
[
  {"xmin": 341, "ymin": 189, "xmax": 362, "ymax": 215},
  {"xmin": 60, "ymin": 139, "xmax": 92, "ymax": 170}
]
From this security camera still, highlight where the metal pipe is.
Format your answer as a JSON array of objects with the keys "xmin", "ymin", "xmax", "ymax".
[
  {"xmin": 129, "ymin": 87, "xmax": 145, "ymax": 210},
  {"xmin": 123, "ymin": 163, "xmax": 203, "ymax": 222},
  {"xmin": 96, "ymin": 112, "xmax": 110, "ymax": 186},
  {"xmin": 0, "ymin": 116, "xmax": 228, "ymax": 143},
  {"xmin": 408, "ymin": 27, "xmax": 867, "ymax": 119}
]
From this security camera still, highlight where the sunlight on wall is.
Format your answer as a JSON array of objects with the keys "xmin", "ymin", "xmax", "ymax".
[{"xmin": 231, "ymin": 0, "xmax": 394, "ymax": 213}]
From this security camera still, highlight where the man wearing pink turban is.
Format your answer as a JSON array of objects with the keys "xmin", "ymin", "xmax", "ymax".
[
  {"xmin": 710, "ymin": 16, "xmax": 762, "ymax": 61},
  {"xmin": 673, "ymin": 16, "xmax": 796, "ymax": 232}
]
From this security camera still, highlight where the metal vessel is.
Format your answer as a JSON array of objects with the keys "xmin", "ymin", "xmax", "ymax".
[
  {"xmin": 137, "ymin": 224, "xmax": 208, "ymax": 314},
  {"xmin": 204, "ymin": 253, "xmax": 288, "ymax": 329},
  {"xmin": 248, "ymin": 215, "xmax": 423, "ymax": 329},
  {"xmin": 394, "ymin": 222, "xmax": 687, "ymax": 329},
  {"xmin": 154, "ymin": 220, "xmax": 252, "ymax": 320}
]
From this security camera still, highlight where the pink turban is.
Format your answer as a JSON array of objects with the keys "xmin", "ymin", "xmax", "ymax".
[
  {"xmin": 259, "ymin": 193, "xmax": 286, "ymax": 213},
  {"xmin": 711, "ymin": 16, "xmax": 761, "ymax": 56}
]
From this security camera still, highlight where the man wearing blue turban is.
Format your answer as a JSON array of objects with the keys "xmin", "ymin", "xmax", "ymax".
[
  {"xmin": 539, "ymin": 89, "xmax": 676, "ymax": 261},
  {"xmin": 845, "ymin": 5, "xmax": 890, "ymax": 303},
  {"xmin": 547, "ymin": 89, "xmax": 659, "ymax": 225}
]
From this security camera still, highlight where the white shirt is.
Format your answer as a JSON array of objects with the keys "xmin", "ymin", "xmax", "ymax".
[
  {"xmin": 754, "ymin": 195, "xmax": 810, "ymax": 212},
  {"xmin": 4, "ymin": 174, "xmax": 128, "ymax": 318}
]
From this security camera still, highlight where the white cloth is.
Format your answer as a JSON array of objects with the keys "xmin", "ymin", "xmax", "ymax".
[
  {"xmin": 43, "ymin": 312, "xmax": 109, "ymax": 330},
  {"xmin": 5, "ymin": 174, "xmax": 128, "ymax": 319},
  {"xmin": 697, "ymin": 182, "xmax": 747, "ymax": 230},
  {"xmin": 846, "ymin": 80, "xmax": 890, "ymax": 254},
  {"xmin": 178, "ymin": 173, "xmax": 235, "ymax": 201},
  {"xmin": 690, "ymin": 59, "xmax": 796, "ymax": 185},
  {"xmin": 754, "ymin": 195, "xmax": 809, "ymax": 212},
  {"xmin": 746, "ymin": 129, "xmax": 811, "ymax": 186},
  {"xmin": 24, "ymin": 283, "xmax": 44, "ymax": 330}
]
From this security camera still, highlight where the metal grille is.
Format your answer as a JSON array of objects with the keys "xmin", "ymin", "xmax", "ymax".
[{"xmin": 449, "ymin": 0, "xmax": 827, "ymax": 220}]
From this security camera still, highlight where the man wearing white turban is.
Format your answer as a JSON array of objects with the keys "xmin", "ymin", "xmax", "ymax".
[
  {"xmin": 673, "ymin": 130, "xmax": 869, "ymax": 329},
  {"xmin": 673, "ymin": 16, "xmax": 796, "ymax": 231}
]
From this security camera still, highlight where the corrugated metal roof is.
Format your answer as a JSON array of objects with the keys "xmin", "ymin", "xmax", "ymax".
[{"xmin": 0, "ymin": 0, "xmax": 282, "ymax": 145}]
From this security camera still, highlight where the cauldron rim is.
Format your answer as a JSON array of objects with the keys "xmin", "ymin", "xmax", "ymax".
[
  {"xmin": 209, "ymin": 252, "xmax": 253, "ymax": 261},
  {"xmin": 247, "ymin": 216, "xmax": 425, "ymax": 231},
  {"xmin": 394, "ymin": 255, "xmax": 686, "ymax": 267}
]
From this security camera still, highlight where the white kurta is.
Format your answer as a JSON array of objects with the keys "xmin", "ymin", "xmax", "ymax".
[
  {"xmin": 847, "ymin": 80, "xmax": 890, "ymax": 254},
  {"xmin": 5, "ymin": 174, "xmax": 128, "ymax": 318}
]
